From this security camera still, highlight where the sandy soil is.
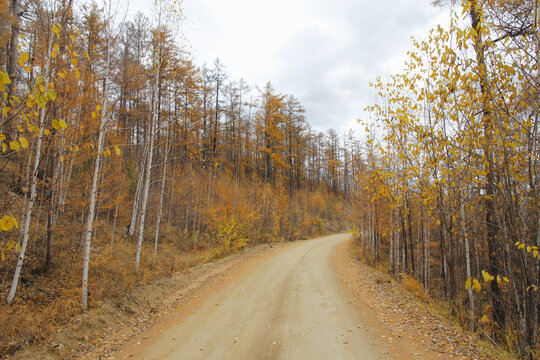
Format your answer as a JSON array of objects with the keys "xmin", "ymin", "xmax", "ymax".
[{"xmin": 112, "ymin": 233, "xmax": 389, "ymax": 360}]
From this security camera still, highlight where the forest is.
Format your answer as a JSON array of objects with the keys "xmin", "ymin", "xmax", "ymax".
[
  {"xmin": 0, "ymin": 0, "xmax": 539, "ymax": 358},
  {"xmin": 358, "ymin": 0, "xmax": 540, "ymax": 358},
  {"xmin": 0, "ymin": 0, "xmax": 361, "ymax": 355}
]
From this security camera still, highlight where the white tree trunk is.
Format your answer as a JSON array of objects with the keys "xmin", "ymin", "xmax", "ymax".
[
  {"xmin": 135, "ymin": 60, "xmax": 159, "ymax": 272},
  {"xmin": 128, "ymin": 162, "xmax": 144, "ymax": 236},
  {"xmin": 389, "ymin": 207, "xmax": 394, "ymax": 273},
  {"xmin": 154, "ymin": 136, "xmax": 169, "ymax": 254},
  {"xmin": 110, "ymin": 180, "xmax": 124, "ymax": 245},
  {"xmin": 423, "ymin": 208, "xmax": 430, "ymax": 292},
  {"xmin": 81, "ymin": 117, "xmax": 106, "ymax": 310},
  {"xmin": 81, "ymin": 14, "xmax": 113, "ymax": 309},
  {"xmin": 7, "ymin": 31, "xmax": 55, "ymax": 304},
  {"xmin": 134, "ymin": 113, "xmax": 155, "ymax": 271},
  {"xmin": 460, "ymin": 197, "xmax": 474, "ymax": 329}
]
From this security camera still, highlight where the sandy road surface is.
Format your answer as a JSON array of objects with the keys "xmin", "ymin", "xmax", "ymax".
[{"xmin": 117, "ymin": 234, "xmax": 389, "ymax": 360}]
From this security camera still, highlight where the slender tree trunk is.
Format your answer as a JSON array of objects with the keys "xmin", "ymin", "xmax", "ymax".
[
  {"xmin": 110, "ymin": 180, "xmax": 124, "ymax": 245},
  {"xmin": 81, "ymin": 115, "xmax": 107, "ymax": 310},
  {"xmin": 389, "ymin": 207, "xmax": 394, "ymax": 273},
  {"xmin": 3, "ymin": 0, "xmax": 21, "ymax": 137},
  {"xmin": 128, "ymin": 161, "xmax": 144, "ymax": 236},
  {"xmin": 468, "ymin": 0, "xmax": 505, "ymax": 335},
  {"xmin": 18, "ymin": 137, "xmax": 34, "ymax": 242},
  {"xmin": 135, "ymin": 49, "xmax": 160, "ymax": 272},
  {"xmin": 6, "ymin": 29, "xmax": 56, "ymax": 304},
  {"xmin": 135, "ymin": 114, "xmax": 155, "ymax": 272},
  {"xmin": 424, "ymin": 209, "xmax": 430, "ymax": 292},
  {"xmin": 461, "ymin": 196, "xmax": 475, "ymax": 330},
  {"xmin": 154, "ymin": 135, "xmax": 170, "ymax": 254},
  {"xmin": 407, "ymin": 196, "xmax": 415, "ymax": 276},
  {"xmin": 81, "ymin": 11, "xmax": 113, "ymax": 308}
]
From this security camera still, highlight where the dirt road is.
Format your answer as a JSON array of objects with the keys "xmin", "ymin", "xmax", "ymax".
[{"xmin": 116, "ymin": 234, "xmax": 389, "ymax": 360}]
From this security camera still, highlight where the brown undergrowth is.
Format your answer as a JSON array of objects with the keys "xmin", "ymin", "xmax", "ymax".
[
  {"xmin": 0, "ymin": 215, "xmax": 333, "ymax": 359},
  {"xmin": 348, "ymin": 240, "xmax": 516, "ymax": 360},
  {"xmin": 0, "ymin": 225, "xmax": 208, "ymax": 357}
]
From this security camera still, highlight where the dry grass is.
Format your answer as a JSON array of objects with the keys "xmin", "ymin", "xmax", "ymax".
[
  {"xmin": 0, "ymin": 223, "xmax": 213, "ymax": 357},
  {"xmin": 400, "ymin": 273, "xmax": 429, "ymax": 302}
]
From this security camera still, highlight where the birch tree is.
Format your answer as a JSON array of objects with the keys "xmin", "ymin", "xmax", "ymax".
[
  {"xmin": 81, "ymin": 0, "xmax": 124, "ymax": 310},
  {"xmin": 7, "ymin": 0, "xmax": 72, "ymax": 304},
  {"xmin": 134, "ymin": 24, "xmax": 166, "ymax": 272}
]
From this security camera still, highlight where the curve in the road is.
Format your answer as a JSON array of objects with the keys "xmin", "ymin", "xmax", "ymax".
[{"xmin": 120, "ymin": 233, "xmax": 389, "ymax": 360}]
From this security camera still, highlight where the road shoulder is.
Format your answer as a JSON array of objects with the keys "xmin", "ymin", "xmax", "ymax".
[
  {"xmin": 10, "ymin": 241, "xmax": 296, "ymax": 360},
  {"xmin": 333, "ymin": 240, "xmax": 510, "ymax": 360}
]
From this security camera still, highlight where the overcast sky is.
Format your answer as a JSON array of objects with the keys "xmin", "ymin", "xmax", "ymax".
[{"xmin": 128, "ymin": 0, "xmax": 448, "ymax": 136}]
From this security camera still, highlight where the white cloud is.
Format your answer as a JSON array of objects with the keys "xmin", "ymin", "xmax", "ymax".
[{"xmin": 130, "ymin": 0, "xmax": 449, "ymax": 135}]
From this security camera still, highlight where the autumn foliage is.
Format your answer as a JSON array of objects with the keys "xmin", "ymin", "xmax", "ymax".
[
  {"xmin": 0, "ymin": 0, "xmax": 358, "ymax": 355},
  {"xmin": 355, "ymin": 0, "xmax": 540, "ymax": 357}
]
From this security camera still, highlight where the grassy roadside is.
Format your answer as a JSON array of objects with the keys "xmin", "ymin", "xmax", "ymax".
[
  {"xmin": 0, "ymin": 220, "xmax": 307, "ymax": 360},
  {"xmin": 2, "ymin": 239, "xmax": 293, "ymax": 360}
]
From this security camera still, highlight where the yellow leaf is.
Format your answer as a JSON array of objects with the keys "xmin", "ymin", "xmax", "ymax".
[
  {"xmin": 75, "ymin": 69, "xmax": 80, "ymax": 79},
  {"xmin": 114, "ymin": 145, "xmax": 121, "ymax": 156},
  {"xmin": 46, "ymin": 89, "xmax": 57, "ymax": 101},
  {"xmin": 482, "ymin": 270, "xmax": 492, "ymax": 282},
  {"xmin": 514, "ymin": 242, "xmax": 520, "ymax": 247},
  {"xmin": 527, "ymin": 246, "xmax": 532, "ymax": 253},
  {"xmin": 19, "ymin": 137, "xmax": 28, "ymax": 149},
  {"xmin": 96, "ymin": 104, "xmax": 101, "ymax": 111},
  {"xmin": 518, "ymin": 244, "xmax": 525, "ymax": 250},
  {"xmin": 534, "ymin": 250, "xmax": 538, "ymax": 258},
  {"xmin": 0, "ymin": 217, "xmax": 9, "ymax": 231},
  {"xmin": 44, "ymin": 129, "xmax": 50, "ymax": 136},
  {"xmin": 52, "ymin": 119, "xmax": 60, "ymax": 130},
  {"xmin": 472, "ymin": 279, "xmax": 481, "ymax": 292},
  {"xmin": 480, "ymin": 315, "xmax": 489, "ymax": 324},
  {"xmin": 106, "ymin": 148, "xmax": 111, "ymax": 156},
  {"xmin": 0, "ymin": 215, "xmax": 17, "ymax": 231},
  {"xmin": 70, "ymin": 34, "xmax": 76, "ymax": 42},
  {"xmin": 18, "ymin": 52, "xmax": 28, "ymax": 66},
  {"xmin": 0, "ymin": 134, "xmax": 5, "ymax": 141},
  {"xmin": 465, "ymin": 277, "xmax": 471, "ymax": 290},
  {"xmin": 9, "ymin": 141, "xmax": 20, "ymax": 152},
  {"xmin": 58, "ymin": 119, "xmax": 67, "ymax": 129},
  {"xmin": 503, "ymin": 276, "xmax": 509, "ymax": 283},
  {"xmin": 9, "ymin": 215, "xmax": 18, "ymax": 229},
  {"xmin": 51, "ymin": 43, "xmax": 58, "ymax": 58},
  {"xmin": 1, "ymin": 143, "xmax": 6, "ymax": 153},
  {"xmin": 91, "ymin": 112, "xmax": 97, "ymax": 119},
  {"xmin": 30, "ymin": 125, "xmax": 40, "ymax": 136},
  {"xmin": 71, "ymin": 58, "xmax": 77, "ymax": 66}
]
